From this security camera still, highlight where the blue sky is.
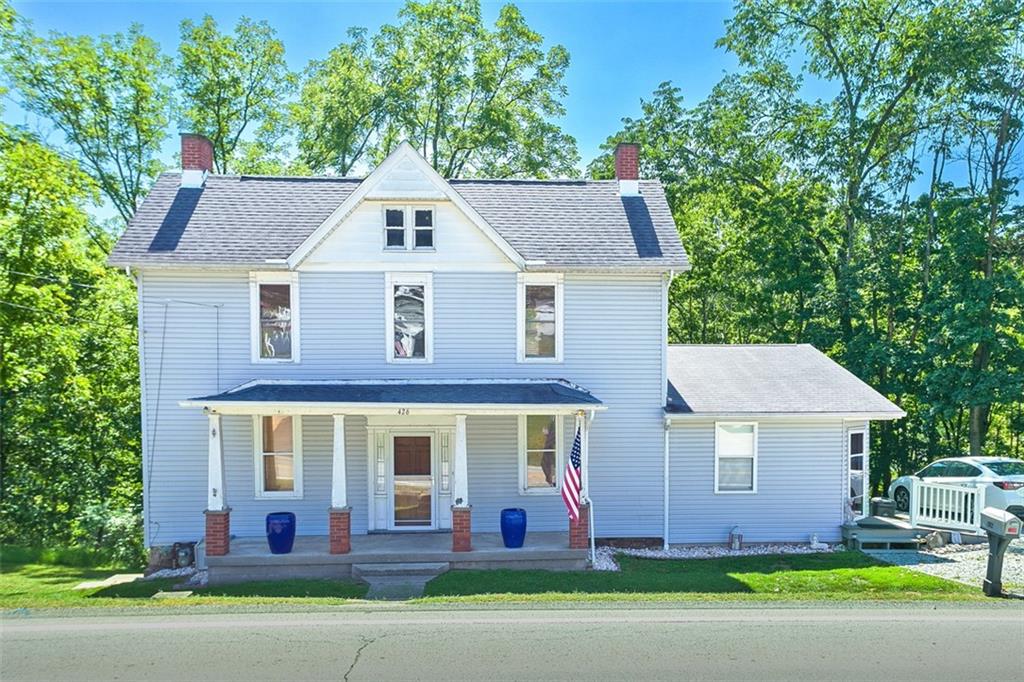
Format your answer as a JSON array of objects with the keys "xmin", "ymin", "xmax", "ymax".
[{"xmin": 9, "ymin": 1, "xmax": 742, "ymax": 168}]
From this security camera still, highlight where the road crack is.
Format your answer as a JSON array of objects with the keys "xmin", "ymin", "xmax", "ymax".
[{"xmin": 343, "ymin": 634, "xmax": 387, "ymax": 682}]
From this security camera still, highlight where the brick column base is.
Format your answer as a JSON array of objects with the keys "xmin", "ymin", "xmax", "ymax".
[
  {"xmin": 569, "ymin": 503, "xmax": 590, "ymax": 550},
  {"xmin": 205, "ymin": 508, "xmax": 231, "ymax": 556},
  {"xmin": 329, "ymin": 507, "xmax": 352, "ymax": 554},
  {"xmin": 452, "ymin": 506, "xmax": 472, "ymax": 552}
]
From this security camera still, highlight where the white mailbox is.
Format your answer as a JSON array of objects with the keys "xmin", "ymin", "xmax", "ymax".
[{"xmin": 980, "ymin": 508, "xmax": 1022, "ymax": 539}]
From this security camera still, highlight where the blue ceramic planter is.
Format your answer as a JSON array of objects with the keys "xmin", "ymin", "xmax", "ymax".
[
  {"xmin": 266, "ymin": 511, "xmax": 296, "ymax": 554},
  {"xmin": 500, "ymin": 508, "xmax": 527, "ymax": 548}
]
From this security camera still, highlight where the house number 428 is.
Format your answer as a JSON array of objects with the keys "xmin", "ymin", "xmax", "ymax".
[{"xmin": 396, "ymin": 408, "xmax": 410, "ymax": 415}]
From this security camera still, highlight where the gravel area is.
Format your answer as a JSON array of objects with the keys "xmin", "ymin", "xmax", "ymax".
[
  {"xmin": 866, "ymin": 541, "xmax": 1024, "ymax": 589},
  {"xmin": 143, "ymin": 567, "xmax": 196, "ymax": 581},
  {"xmin": 593, "ymin": 542, "xmax": 838, "ymax": 572}
]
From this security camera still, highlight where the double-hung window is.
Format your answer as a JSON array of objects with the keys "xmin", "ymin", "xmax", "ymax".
[
  {"xmin": 383, "ymin": 206, "xmax": 434, "ymax": 251},
  {"xmin": 255, "ymin": 415, "xmax": 303, "ymax": 498},
  {"xmin": 250, "ymin": 272, "xmax": 299, "ymax": 362},
  {"xmin": 715, "ymin": 422, "xmax": 757, "ymax": 493},
  {"xmin": 517, "ymin": 273, "xmax": 563, "ymax": 362},
  {"xmin": 518, "ymin": 415, "xmax": 562, "ymax": 493},
  {"xmin": 385, "ymin": 272, "xmax": 433, "ymax": 362}
]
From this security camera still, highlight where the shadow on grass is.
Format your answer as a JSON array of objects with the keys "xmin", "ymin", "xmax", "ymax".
[{"xmin": 424, "ymin": 551, "xmax": 973, "ymax": 598}]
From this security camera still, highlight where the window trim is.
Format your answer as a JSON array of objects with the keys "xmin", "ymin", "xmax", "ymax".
[
  {"xmin": 714, "ymin": 421, "xmax": 758, "ymax": 495},
  {"xmin": 381, "ymin": 204, "xmax": 436, "ymax": 252},
  {"xmin": 516, "ymin": 272, "xmax": 564, "ymax": 363},
  {"xmin": 847, "ymin": 426, "xmax": 868, "ymax": 518},
  {"xmin": 517, "ymin": 414, "xmax": 563, "ymax": 495},
  {"xmin": 411, "ymin": 205, "xmax": 436, "ymax": 251},
  {"xmin": 385, "ymin": 272, "xmax": 434, "ymax": 363},
  {"xmin": 253, "ymin": 415, "xmax": 304, "ymax": 499},
  {"xmin": 250, "ymin": 271, "xmax": 300, "ymax": 364}
]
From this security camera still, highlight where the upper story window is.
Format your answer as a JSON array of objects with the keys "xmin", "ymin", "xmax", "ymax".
[
  {"xmin": 518, "ymin": 414, "xmax": 562, "ymax": 494},
  {"xmin": 715, "ymin": 422, "xmax": 757, "ymax": 494},
  {"xmin": 386, "ymin": 272, "xmax": 433, "ymax": 362},
  {"xmin": 250, "ymin": 272, "xmax": 299, "ymax": 363},
  {"xmin": 517, "ymin": 273, "xmax": 563, "ymax": 363},
  {"xmin": 385, "ymin": 208, "xmax": 406, "ymax": 248},
  {"xmin": 254, "ymin": 415, "xmax": 303, "ymax": 498},
  {"xmin": 383, "ymin": 206, "xmax": 434, "ymax": 251}
]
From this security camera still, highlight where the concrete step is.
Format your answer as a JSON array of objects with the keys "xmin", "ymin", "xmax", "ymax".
[{"xmin": 352, "ymin": 562, "xmax": 449, "ymax": 579}]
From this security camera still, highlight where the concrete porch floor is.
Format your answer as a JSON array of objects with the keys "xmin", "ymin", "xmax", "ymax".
[{"xmin": 205, "ymin": 531, "xmax": 589, "ymax": 584}]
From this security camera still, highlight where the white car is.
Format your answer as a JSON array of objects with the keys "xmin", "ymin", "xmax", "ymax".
[{"xmin": 888, "ymin": 457, "xmax": 1024, "ymax": 518}]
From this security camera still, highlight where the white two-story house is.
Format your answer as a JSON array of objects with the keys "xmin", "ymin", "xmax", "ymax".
[{"xmin": 110, "ymin": 135, "xmax": 903, "ymax": 581}]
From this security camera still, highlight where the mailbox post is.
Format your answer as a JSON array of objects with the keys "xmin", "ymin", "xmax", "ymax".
[{"xmin": 979, "ymin": 507, "xmax": 1022, "ymax": 598}]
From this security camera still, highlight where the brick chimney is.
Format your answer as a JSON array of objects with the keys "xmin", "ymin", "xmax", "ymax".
[
  {"xmin": 180, "ymin": 133, "xmax": 214, "ymax": 188},
  {"xmin": 614, "ymin": 142, "xmax": 640, "ymax": 196}
]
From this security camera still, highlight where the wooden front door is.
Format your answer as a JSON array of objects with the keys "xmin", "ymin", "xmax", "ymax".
[{"xmin": 392, "ymin": 436, "xmax": 433, "ymax": 528}]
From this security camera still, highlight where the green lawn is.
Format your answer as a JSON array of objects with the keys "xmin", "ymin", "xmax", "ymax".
[
  {"xmin": 1, "ymin": 546, "xmax": 983, "ymax": 610},
  {"xmin": 0, "ymin": 547, "xmax": 367, "ymax": 609},
  {"xmin": 419, "ymin": 551, "xmax": 983, "ymax": 603}
]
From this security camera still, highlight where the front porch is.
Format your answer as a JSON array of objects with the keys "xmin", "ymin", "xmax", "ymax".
[
  {"xmin": 203, "ymin": 531, "xmax": 588, "ymax": 584},
  {"xmin": 182, "ymin": 379, "xmax": 602, "ymax": 569}
]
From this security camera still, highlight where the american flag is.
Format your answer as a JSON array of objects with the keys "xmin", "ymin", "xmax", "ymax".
[{"xmin": 561, "ymin": 426, "xmax": 582, "ymax": 522}]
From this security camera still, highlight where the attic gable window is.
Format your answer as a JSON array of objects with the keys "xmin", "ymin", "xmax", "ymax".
[
  {"xmin": 384, "ymin": 208, "xmax": 405, "ymax": 248},
  {"xmin": 382, "ymin": 206, "xmax": 434, "ymax": 251}
]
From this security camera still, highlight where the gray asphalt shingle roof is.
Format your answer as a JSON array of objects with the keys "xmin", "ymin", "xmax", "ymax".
[
  {"xmin": 189, "ymin": 379, "xmax": 602, "ymax": 406},
  {"xmin": 665, "ymin": 344, "xmax": 904, "ymax": 417},
  {"xmin": 109, "ymin": 173, "xmax": 689, "ymax": 270}
]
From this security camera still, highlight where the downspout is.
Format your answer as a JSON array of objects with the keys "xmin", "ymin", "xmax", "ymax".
[{"xmin": 663, "ymin": 415, "xmax": 671, "ymax": 550}]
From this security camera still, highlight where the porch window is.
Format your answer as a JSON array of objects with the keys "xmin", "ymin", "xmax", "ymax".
[
  {"xmin": 386, "ymin": 273, "xmax": 433, "ymax": 362},
  {"xmin": 715, "ymin": 422, "xmax": 757, "ymax": 493},
  {"xmin": 250, "ymin": 272, "xmax": 299, "ymax": 363},
  {"xmin": 518, "ymin": 415, "xmax": 561, "ymax": 493},
  {"xmin": 255, "ymin": 415, "xmax": 303, "ymax": 498},
  {"xmin": 517, "ymin": 273, "xmax": 563, "ymax": 362}
]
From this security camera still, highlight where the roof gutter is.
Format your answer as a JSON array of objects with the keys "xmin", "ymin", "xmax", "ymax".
[{"xmin": 664, "ymin": 411, "xmax": 906, "ymax": 421}]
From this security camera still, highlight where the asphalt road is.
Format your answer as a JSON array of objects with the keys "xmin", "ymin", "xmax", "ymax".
[{"xmin": 2, "ymin": 605, "xmax": 1022, "ymax": 681}]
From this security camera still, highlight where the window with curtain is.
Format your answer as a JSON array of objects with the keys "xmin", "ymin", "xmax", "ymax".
[{"xmin": 715, "ymin": 423, "xmax": 756, "ymax": 493}]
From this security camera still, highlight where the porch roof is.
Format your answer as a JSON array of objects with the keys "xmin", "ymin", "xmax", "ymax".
[{"xmin": 181, "ymin": 379, "xmax": 603, "ymax": 415}]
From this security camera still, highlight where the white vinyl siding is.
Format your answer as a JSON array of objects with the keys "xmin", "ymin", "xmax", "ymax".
[
  {"xmin": 138, "ymin": 270, "xmax": 666, "ymax": 545},
  {"xmin": 670, "ymin": 418, "xmax": 846, "ymax": 543}
]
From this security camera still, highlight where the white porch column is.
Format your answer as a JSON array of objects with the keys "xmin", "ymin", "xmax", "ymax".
[
  {"xmin": 207, "ymin": 413, "xmax": 226, "ymax": 510},
  {"xmin": 453, "ymin": 414, "xmax": 469, "ymax": 506},
  {"xmin": 331, "ymin": 414, "xmax": 348, "ymax": 508}
]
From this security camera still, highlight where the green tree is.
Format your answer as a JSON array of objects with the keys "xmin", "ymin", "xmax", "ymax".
[
  {"xmin": 176, "ymin": 15, "xmax": 295, "ymax": 174},
  {"xmin": 0, "ymin": 124, "xmax": 141, "ymax": 560},
  {"xmin": 3, "ymin": 20, "xmax": 171, "ymax": 226},
  {"xmin": 292, "ymin": 28, "xmax": 387, "ymax": 175},
  {"xmin": 370, "ymin": 0, "xmax": 578, "ymax": 177}
]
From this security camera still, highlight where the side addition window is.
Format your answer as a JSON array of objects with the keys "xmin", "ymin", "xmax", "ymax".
[
  {"xmin": 251, "ymin": 273, "xmax": 299, "ymax": 362},
  {"xmin": 715, "ymin": 422, "xmax": 757, "ymax": 493},
  {"xmin": 386, "ymin": 273, "xmax": 433, "ymax": 362},
  {"xmin": 256, "ymin": 415, "xmax": 303, "ymax": 498},
  {"xmin": 519, "ymin": 415, "xmax": 561, "ymax": 493},
  {"xmin": 517, "ymin": 273, "xmax": 563, "ymax": 362}
]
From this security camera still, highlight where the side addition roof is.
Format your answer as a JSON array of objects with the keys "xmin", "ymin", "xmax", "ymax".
[{"xmin": 665, "ymin": 344, "xmax": 905, "ymax": 419}]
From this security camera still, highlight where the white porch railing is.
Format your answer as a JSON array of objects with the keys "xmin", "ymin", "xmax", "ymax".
[{"xmin": 909, "ymin": 479, "xmax": 987, "ymax": 533}]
